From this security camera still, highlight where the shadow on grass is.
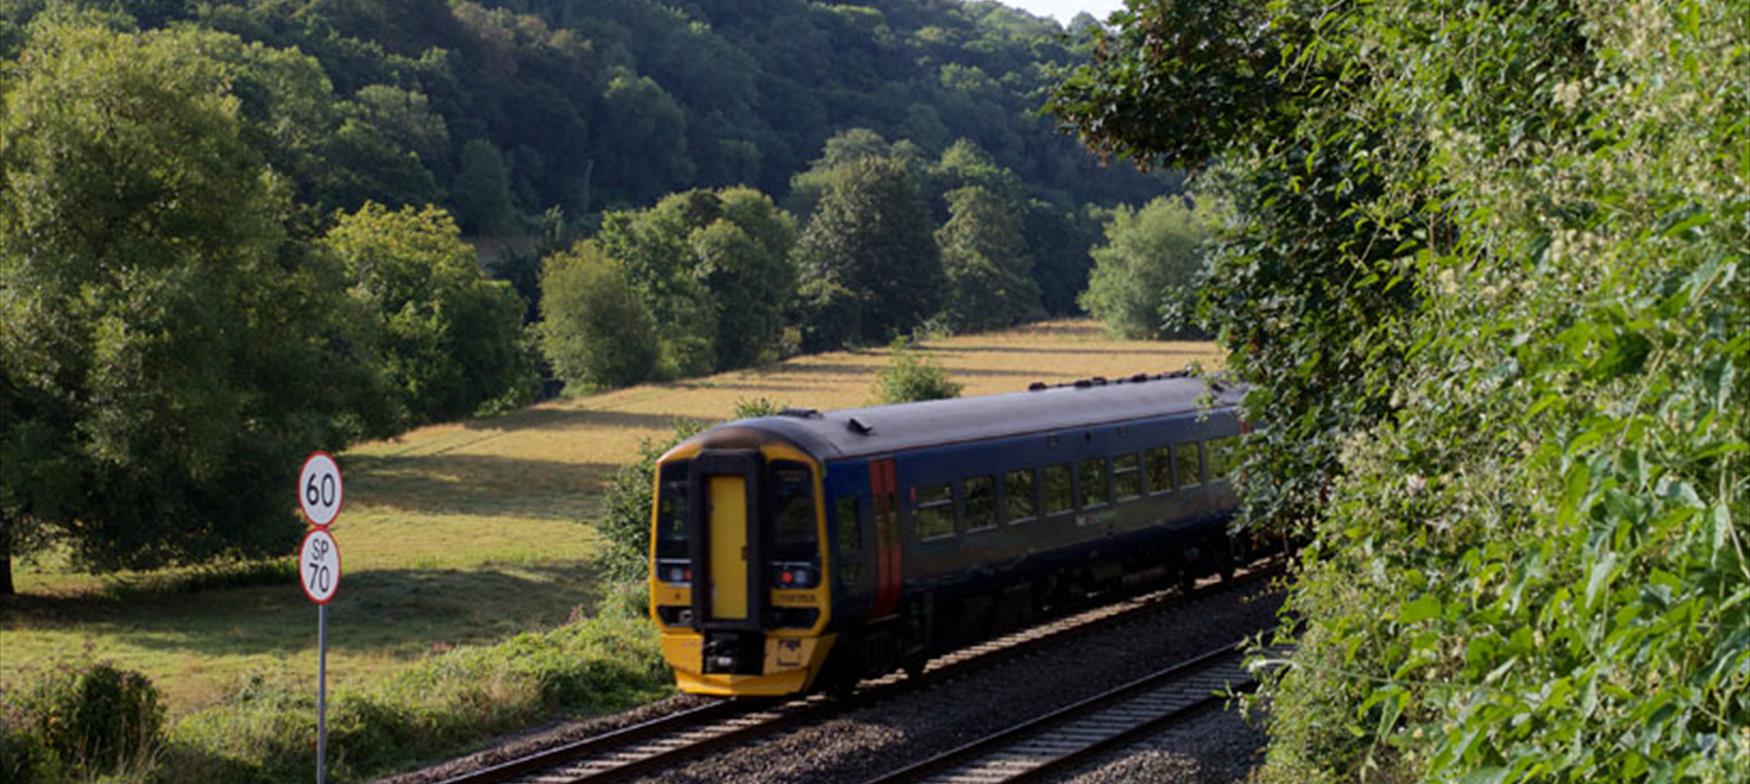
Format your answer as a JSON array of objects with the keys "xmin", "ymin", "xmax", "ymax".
[
  {"xmin": 932, "ymin": 344, "xmax": 1207, "ymax": 357},
  {"xmin": 4, "ymin": 561, "xmax": 602, "ymax": 662},
  {"xmin": 344, "ymin": 453, "xmax": 616, "ymax": 520},
  {"xmin": 779, "ymin": 362, "xmax": 1042, "ymax": 379},
  {"xmin": 460, "ymin": 407, "xmax": 699, "ymax": 433}
]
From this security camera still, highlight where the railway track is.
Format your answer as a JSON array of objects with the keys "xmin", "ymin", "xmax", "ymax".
[
  {"xmin": 861, "ymin": 643, "xmax": 1270, "ymax": 784},
  {"xmin": 436, "ymin": 558, "xmax": 1284, "ymax": 784}
]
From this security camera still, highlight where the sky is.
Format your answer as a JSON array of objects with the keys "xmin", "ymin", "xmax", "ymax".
[{"xmin": 1000, "ymin": 0, "xmax": 1126, "ymax": 24}]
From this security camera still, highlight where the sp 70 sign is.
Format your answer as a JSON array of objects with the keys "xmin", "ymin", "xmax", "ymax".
[{"xmin": 300, "ymin": 528, "xmax": 341, "ymax": 604}]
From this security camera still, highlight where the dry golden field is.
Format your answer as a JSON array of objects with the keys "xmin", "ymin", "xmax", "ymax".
[{"xmin": 1, "ymin": 320, "xmax": 1223, "ymax": 714}]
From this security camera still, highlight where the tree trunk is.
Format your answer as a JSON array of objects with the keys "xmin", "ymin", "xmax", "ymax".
[{"xmin": 0, "ymin": 517, "xmax": 14, "ymax": 597}]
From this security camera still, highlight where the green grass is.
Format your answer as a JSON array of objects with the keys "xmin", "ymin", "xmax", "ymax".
[{"xmin": 1, "ymin": 319, "xmax": 1222, "ymax": 777}]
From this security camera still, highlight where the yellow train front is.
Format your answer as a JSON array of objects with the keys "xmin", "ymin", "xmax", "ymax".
[{"xmin": 648, "ymin": 374, "xmax": 1247, "ymax": 697}]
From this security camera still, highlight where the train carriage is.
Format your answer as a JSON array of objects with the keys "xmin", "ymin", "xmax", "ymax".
[{"xmin": 647, "ymin": 373, "xmax": 1247, "ymax": 697}]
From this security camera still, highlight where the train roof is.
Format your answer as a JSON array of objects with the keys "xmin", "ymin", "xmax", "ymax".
[{"xmin": 677, "ymin": 373, "xmax": 1245, "ymax": 462}]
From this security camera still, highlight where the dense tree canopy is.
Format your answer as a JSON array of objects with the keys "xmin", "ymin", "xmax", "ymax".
[
  {"xmin": 0, "ymin": 23, "xmax": 396, "ymax": 586},
  {"xmin": 0, "ymin": 0, "xmax": 1174, "ymax": 235},
  {"xmin": 321, "ymin": 203, "xmax": 535, "ymax": 425},
  {"xmin": 792, "ymin": 156, "xmax": 945, "ymax": 350}
]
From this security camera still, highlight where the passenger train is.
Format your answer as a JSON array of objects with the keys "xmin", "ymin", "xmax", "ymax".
[{"xmin": 647, "ymin": 372, "xmax": 1248, "ymax": 697}]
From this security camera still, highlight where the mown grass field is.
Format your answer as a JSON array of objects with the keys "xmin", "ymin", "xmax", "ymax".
[{"xmin": 0, "ymin": 320, "xmax": 1223, "ymax": 716}]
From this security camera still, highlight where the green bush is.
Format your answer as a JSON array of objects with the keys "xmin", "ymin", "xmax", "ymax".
[
  {"xmin": 872, "ymin": 338, "xmax": 962, "ymax": 404},
  {"xmin": 7, "ymin": 661, "xmax": 164, "ymax": 780},
  {"xmin": 1056, "ymin": 0, "xmax": 1749, "ymax": 781},
  {"xmin": 1, "ymin": 701, "xmax": 56, "ymax": 784}
]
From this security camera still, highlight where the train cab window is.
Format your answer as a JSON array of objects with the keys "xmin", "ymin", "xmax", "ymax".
[
  {"xmin": 1043, "ymin": 464, "xmax": 1074, "ymax": 515},
  {"xmin": 913, "ymin": 484, "xmax": 955, "ymax": 540},
  {"xmin": 1175, "ymin": 442, "xmax": 1203, "ymax": 488},
  {"xmin": 770, "ymin": 461, "xmax": 819, "ymax": 559},
  {"xmin": 964, "ymin": 476, "xmax": 997, "ymax": 531},
  {"xmin": 1004, "ymin": 469, "xmax": 1036, "ymax": 523},
  {"xmin": 834, "ymin": 495, "xmax": 861, "ymax": 585},
  {"xmin": 1147, "ymin": 447, "xmax": 1173, "ymax": 494},
  {"xmin": 1079, "ymin": 457, "xmax": 1110, "ymax": 507},
  {"xmin": 655, "ymin": 462, "xmax": 690, "ymax": 558},
  {"xmin": 1113, "ymin": 453, "xmax": 1144, "ymax": 500}
]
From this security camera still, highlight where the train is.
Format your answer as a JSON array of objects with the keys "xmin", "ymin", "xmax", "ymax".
[{"xmin": 646, "ymin": 372, "xmax": 1249, "ymax": 697}]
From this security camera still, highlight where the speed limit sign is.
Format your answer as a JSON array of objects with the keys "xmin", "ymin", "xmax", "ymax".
[
  {"xmin": 298, "ymin": 451, "xmax": 344, "ymax": 527},
  {"xmin": 299, "ymin": 528, "xmax": 341, "ymax": 604}
]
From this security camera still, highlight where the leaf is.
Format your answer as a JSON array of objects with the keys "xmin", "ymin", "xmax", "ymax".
[
  {"xmin": 1585, "ymin": 552, "xmax": 1619, "ymax": 609},
  {"xmin": 1400, "ymin": 593, "xmax": 1443, "ymax": 624}
]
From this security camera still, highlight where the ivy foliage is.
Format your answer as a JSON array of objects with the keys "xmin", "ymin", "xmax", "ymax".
[{"xmin": 1054, "ymin": 0, "xmax": 1747, "ymax": 781}]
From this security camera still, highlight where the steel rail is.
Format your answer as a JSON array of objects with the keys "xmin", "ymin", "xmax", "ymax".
[{"xmin": 861, "ymin": 643, "xmax": 1269, "ymax": 784}]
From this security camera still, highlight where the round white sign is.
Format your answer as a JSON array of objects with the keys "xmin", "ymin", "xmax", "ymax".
[
  {"xmin": 298, "ymin": 451, "xmax": 344, "ymax": 527},
  {"xmin": 299, "ymin": 528, "xmax": 341, "ymax": 605}
]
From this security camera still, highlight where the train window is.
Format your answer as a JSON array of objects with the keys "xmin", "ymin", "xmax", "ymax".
[
  {"xmin": 1043, "ymin": 465, "xmax": 1074, "ymax": 515},
  {"xmin": 655, "ymin": 462, "xmax": 690, "ymax": 558},
  {"xmin": 770, "ymin": 461, "xmax": 819, "ymax": 559},
  {"xmin": 835, "ymin": 496, "xmax": 861, "ymax": 555},
  {"xmin": 834, "ymin": 495, "xmax": 861, "ymax": 585},
  {"xmin": 1147, "ymin": 447, "xmax": 1173, "ymax": 493},
  {"xmin": 1113, "ymin": 453, "xmax": 1144, "ymax": 500},
  {"xmin": 914, "ymin": 484, "xmax": 955, "ymax": 540},
  {"xmin": 964, "ymin": 476, "xmax": 996, "ymax": 531},
  {"xmin": 1175, "ymin": 442, "xmax": 1203, "ymax": 487},
  {"xmin": 1079, "ymin": 457, "xmax": 1110, "ymax": 507},
  {"xmin": 1206, "ymin": 437, "xmax": 1237, "ymax": 480},
  {"xmin": 1004, "ymin": 469, "xmax": 1036, "ymax": 523}
]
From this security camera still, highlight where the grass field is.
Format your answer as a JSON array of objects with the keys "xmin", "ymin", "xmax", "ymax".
[{"xmin": 0, "ymin": 320, "xmax": 1223, "ymax": 716}]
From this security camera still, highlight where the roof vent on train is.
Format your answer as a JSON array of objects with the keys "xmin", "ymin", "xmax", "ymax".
[
  {"xmin": 846, "ymin": 417, "xmax": 873, "ymax": 435},
  {"xmin": 778, "ymin": 407, "xmax": 822, "ymax": 419}
]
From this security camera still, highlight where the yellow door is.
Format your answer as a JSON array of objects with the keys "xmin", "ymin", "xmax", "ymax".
[{"xmin": 708, "ymin": 476, "xmax": 748, "ymax": 620}]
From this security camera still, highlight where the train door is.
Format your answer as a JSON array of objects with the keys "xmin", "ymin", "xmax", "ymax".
[
  {"xmin": 869, "ymin": 458, "xmax": 902, "ymax": 618},
  {"xmin": 688, "ymin": 449, "xmax": 764, "ymax": 674}
]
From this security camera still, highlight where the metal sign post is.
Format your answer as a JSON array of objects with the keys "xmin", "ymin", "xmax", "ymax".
[{"xmin": 298, "ymin": 453, "xmax": 343, "ymax": 784}]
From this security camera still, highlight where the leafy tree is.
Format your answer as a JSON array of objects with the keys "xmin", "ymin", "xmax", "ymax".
[
  {"xmin": 871, "ymin": 339, "xmax": 962, "ymax": 404},
  {"xmin": 594, "ymin": 71, "xmax": 692, "ymax": 204},
  {"xmin": 451, "ymin": 138, "xmax": 516, "ymax": 235},
  {"xmin": 597, "ymin": 187, "xmax": 796, "ymax": 375},
  {"xmin": 537, "ymin": 240, "xmax": 659, "ymax": 391},
  {"xmin": 0, "ymin": 23, "xmax": 395, "ymax": 590},
  {"xmin": 322, "ymin": 203, "xmax": 534, "ymax": 424},
  {"xmin": 1078, "ymin": 196, "xmax": 1216, "ymax": 339},
  {"xmin": 935, "ymin": 185, "xmax": 1041, "ymax": 332},
  {"xmin": 792, "ymin": 156, "xmax": 945, "ymax": 350}
]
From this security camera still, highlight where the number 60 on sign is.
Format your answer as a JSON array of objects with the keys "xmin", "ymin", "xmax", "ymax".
[{"xmin": 300, "ymin": 528, "xmax": 340, "ymax": 604}]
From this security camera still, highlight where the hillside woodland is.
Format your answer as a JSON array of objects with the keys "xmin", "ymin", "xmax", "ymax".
[{"xmin": 0, "ymin": 0, "xmax": 1186, "ymax": 587}]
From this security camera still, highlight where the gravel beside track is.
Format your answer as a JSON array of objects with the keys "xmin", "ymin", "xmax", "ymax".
[
  {"xmin": 1044, "ymin": 702, "xmax": 1268, "ymax": 784},
  {"xmin": 631, "ymin": 576, "xmax": 1283, "ymax": 784}
]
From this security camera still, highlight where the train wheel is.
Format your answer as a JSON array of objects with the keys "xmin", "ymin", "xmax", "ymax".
[
  {"xmin": 1216, "ymin": 536, "xmax": 1238, "ymax": 582},
  {"xmin": 1177, "ymin": 546, "xmax": 1200, "ymax": 592},
  {"xmin": 826, "ymin": 673, "xmax": 859, "ymax": 701},
  {"xmin": 902, "ymin": 655, "xmax": 928, "ymax": 681}
]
